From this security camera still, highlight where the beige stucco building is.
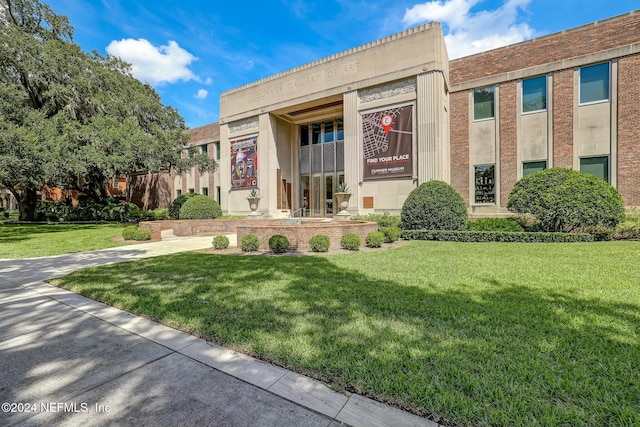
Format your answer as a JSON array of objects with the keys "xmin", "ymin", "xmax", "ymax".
[
  {"xmin": 167, "ymin": 11, "xmax": 640, "ymax": 218},
  {"xmin": 215, "ymin": 22, "xmax": 449, "ymax": 218}
]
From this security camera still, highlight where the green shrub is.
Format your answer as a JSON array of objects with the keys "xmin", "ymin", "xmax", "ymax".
[
  {"xmin": 380, "ymin": 226, "xmax": 402, "ymax": 243},
  {"xmin": 352, "ymin": 212, "xmax": 401, "ymax": 228},
  {"xmin": 122, "ymin": 225, "xmax": 138, "ymax": 240},
  {"xmin": 168, "ymin": 192, "xmax": 198, "ymax": 219},
  {"xmin": 613, "ymin": 221, "xmax": 640, "ymax": 240},
  {"xmin": 268, "ymin": 235, "xmax": 290, "ymax": 254},
  {"xmin": 467, "ymin": 217, "xmax": 524, "ymax": 232},
  {"xmin": 365, "ymin": 231, "xmax": 384, "ymax": 248},
  {"xmin": 309, "ymin": 234, "xmax": 330, "ymax": 252},
  {"xmin": 241, "ymin": 234, "xmax": 260, "ymax": 252},
  {"xmin": 340, "ymin": 233, "xmax": 361, "ymax": 251},
  {"xmin": 179, "ymin": 195, "xmax": 222, "ymax": 220},
  {"xmin": 402, "ymin": 229, "xmax": 594, "ymax": 243},
  {"xmin": 213, "ymin": 235, "xmax": 230, "ymax": 249},
  {"xmin": 133, "ymin": 229, "xmax": 152, "ymax": 241},
  {"xmin": 152, "ymin": 208, "xmax": 169, "ymax": 220},
  {"xmin": 401, "ymin": 181, "xmax": 468, "ymax": 231},
  {"xmin": 507, "ymin": 168, "xmax": 625, "ymax": 232}
]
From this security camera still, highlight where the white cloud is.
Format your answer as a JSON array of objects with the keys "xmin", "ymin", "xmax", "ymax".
[
  {"xmin": 402, "ymin": 0, "xmax": 533, "ymax": 59},
  {"xmin": 106, "ymin": 38, "xmax": 198, "ymax": 84},
  {"xmin": 194, "ymin": 89, "xmax": 209, "ymax": 100},
  {"xmin": 205, "ymin": 77, "xmax": 213, "ymax": 85}
]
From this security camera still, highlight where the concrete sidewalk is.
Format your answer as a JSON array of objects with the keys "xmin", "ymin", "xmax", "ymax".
[{"xmin": 0, "ymin": 235, "xmax": 440, "ymax": 427}]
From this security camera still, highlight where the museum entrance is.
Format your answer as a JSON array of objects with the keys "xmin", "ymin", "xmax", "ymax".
[{"xmin": 299, "ymin": 118, "xmax": 344, "ymax": 217}]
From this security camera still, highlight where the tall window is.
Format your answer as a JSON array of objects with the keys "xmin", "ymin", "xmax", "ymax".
[
  {"xmin": 580, "ymin": 156, "xmax": 609, "ymax": 182},
  {"xmin": 522, "ymin": 76, "xmax": 547, "ymax": 113},
  {"xmin": 201, "ymin": 187, "xmax": 208, "ymax": 196},
  {"xmin": 474, "ymin": 164, "xmax": 495, "ymax": 204},
  {"xmin": 473, "ymin": 87, "xmax": 495, "ymax": 120},
  {"xmin": 214, "ymin": 142, "xmax": 220, "ymax": 160},
  {"xmin": 580, "ymin": 63, "xmax": 610, "ymax": 104},
  {"xmin": 200, "ymin": 144, "xmax": 208, "ymax": 155}
]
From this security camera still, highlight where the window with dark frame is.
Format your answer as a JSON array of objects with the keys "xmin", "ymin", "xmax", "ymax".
[{"xmin": 474, "ymin": 164, "xmax": 496, "ymax": 204}]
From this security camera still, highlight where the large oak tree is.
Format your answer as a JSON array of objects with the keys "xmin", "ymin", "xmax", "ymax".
[{"xmin": 0, "ymin": 0, "xmax": 215, "ymax": 220}]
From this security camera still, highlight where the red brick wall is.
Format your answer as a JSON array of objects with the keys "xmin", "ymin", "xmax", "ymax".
[
  {"xmin": 617, "ymin": 54, "xmax": 640, "ymax": 206},
  {"xmin": 552, "ymin": 69, "xmax": 574, "ymax": 168},
  {"xmin": 499, "ymin": 82, "xmax": 518, "ymax": 206},
  {"xmin": 450, "ymin": 12, "xmax": 640, "ymax": 84},
  {"xmin": 450, "ymin": 91, "xmax": 469, "ymax": 204}
]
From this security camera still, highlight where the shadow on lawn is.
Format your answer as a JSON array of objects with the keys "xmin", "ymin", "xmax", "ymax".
[{"xmin": 55, "ymin": 252, "xmax": 640, "ymax": 427}]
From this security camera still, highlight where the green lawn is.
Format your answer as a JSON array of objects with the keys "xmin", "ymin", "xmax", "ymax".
[
  {"xmin": 0, "ymin": 223, "xmax": 127, "ymax": 258},
  {"xmin": 51, "ymin": 241, "xmax": 640, "ymax": 426}
]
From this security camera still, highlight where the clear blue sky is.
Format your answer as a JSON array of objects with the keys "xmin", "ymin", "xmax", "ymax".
[{"xmin": 45, "ymin": 0, "xmax": 638, "ymax": 129}]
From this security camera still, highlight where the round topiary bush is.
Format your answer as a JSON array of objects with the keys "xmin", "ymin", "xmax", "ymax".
[
  {"xmin": 507, "ymin": 168, "xmax": 625, "ymax": 232},
  {"xmin": 213, "ymin": 235, "xmax": 230, "ymax": 250},
  {"xmin": 122, "ymin": 225, "xmax": 138, "ymax": 240},
  {"xmin": 380, "ymin": 226, "xmax": 402, "ymax": 243},
  {"xmin": 401, "ymin": 181, "xmax": 468, "ymax": 231},
  {"xmin": 133, "ymin": 229, "xmax": 152, "ymax": 241},
  {"xmin": 309, "ymin": 234, "xmax": 330, "ymax": 252},
  {"xmin": 241, "ymin": 234, "xmax": 260, "ymax": 252},
  {"xmin": 365, "ymin": 231, "xmax": 384, "ymax": 248},
  {"xmin": 268, "ymin": 235, "xmax": 290, "ymax": 254},
  {"xmin": 340, "ymin": 233, "xmax": 361, "ymax": 251},
  {"xmin": 179, "ymin": 195, "xmax": 223, "ymax": 220},
  {"xmin": 168, "ymin": 192, "xmax": 199, "ymax": 219}
]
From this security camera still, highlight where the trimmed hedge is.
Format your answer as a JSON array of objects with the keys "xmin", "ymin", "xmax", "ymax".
[
  {"xmin": 241, "ymin": 234, "xmax": 260, "ymax": 252},
  {"xmin": 133, "ymin": 229, "xmax": 152, "ymax": 241},
  {"xmin": 309, "ymin": 234, "xmax": 330, "ymax": 252},
  {"xmin": 213, "ymin": 235, "xmax": 230, "ymax": 250},
  {"xmin": 168, "ymin": 192, "xmax": 198, "ymax": 219},
  {"xmin": 401, "ymin": 181, "xmax": 468, "ymax": 231},
  {"xmin": 365, "ymin": 231, "xmax": 384, "ymax": 248},
  {"xmin": 179, "ymin": 195, "xmax": 223, "ymax": 220},
  {"xmin": 380, "ymin": 226, "xmax": 402, "ymax": 243},
  {"xmin": 507, "ymin": 168, "xmax": 625, "ymax": 232},
  {"xmin": 402, "ymin": 230, "xmax": 595, "ymax": 243},
  {"xmin": 122, "ymin": 225, "xmax": 138, "ymax": 240},
  {"xmin": 467, "ymin": 217, "xmax": 524, "ymax": 232},
  {"xmin": 340, "ymin": 233, "xmax": 361, "ymax": 251},
  {"xmin": 269, "ymin": 235, "xmax": 290, "ymax": 253}
]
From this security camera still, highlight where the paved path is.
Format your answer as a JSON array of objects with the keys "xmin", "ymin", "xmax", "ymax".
[{"xmin": 0, "ymin": 234, "xmax": 439, "ymax": 427}]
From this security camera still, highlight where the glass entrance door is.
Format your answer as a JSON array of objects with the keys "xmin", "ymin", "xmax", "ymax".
[{"xmin": 299, "ymin": 118, "xmax": 344, "ymax": 218}]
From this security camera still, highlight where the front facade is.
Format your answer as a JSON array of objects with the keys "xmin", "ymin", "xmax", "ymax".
[{"xmin": 173, "ymin": 10, "xmax": 639, "ymax": 218}]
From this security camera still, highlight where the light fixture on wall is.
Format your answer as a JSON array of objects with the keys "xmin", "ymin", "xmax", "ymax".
[
  {"xmin": 412, "ymin": 176, "xmax": 418, "ymax": 184},
  {"xmin": 358, "ymin": 181, "xmax": 363, "ymax": 187}
]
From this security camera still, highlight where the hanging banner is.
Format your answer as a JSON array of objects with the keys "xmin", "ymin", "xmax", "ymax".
[
  {"xmin": 230, "ymin": 136, "xmax": 258, "ymax": 189},
  {"xmin": 362, "ymin": 106, "xmax": 413, "ymax": 180}
]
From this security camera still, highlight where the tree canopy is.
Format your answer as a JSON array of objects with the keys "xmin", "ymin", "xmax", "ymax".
[{"xmin": 0, "ymin": 0, "xmax": 215, "ymax": 220}]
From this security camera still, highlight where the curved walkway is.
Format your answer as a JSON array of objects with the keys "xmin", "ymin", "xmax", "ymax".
[{"xmin": 0, "ymin": 235, "xmax": 439, "ymax": 427}]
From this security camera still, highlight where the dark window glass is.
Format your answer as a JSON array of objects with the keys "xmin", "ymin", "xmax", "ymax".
[
  {"xmin": 312, "ymin": 123, "xmax": 321, "ymax": 144},
  {"xmin": 324, "ymin": 120, "xmax": 334, "ymax": 143},
  {"xmin": 474, "ymin": 165, "xmax": 495, "ymax": 204},
  {"xmin": 300, "ymin": 125, "xmax": 309, "ymax": 146},
  {"xmin": 523, "ymin": 161, "xmax": 547, "ymax": 176},
  {"xmin": 580, "ymin": 63, "xmax": 610, "ymax": 104},
  {"xmin": 336, "ymin": 118, "xmax": 344, "ymax": 141},
  {"xmin": 473, "ymin": 87, "xmax": 495, "ymax": 120},
  {"xmin": 580, "ymin": 156, "xmax": 609, "ymax": 182},
  {"xmin": 522, "ymin": 76, "xmax": 547, "ymax": 113}
]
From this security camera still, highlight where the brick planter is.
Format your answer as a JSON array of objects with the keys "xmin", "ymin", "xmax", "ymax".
[{"xmin": 139, "ymin": 218, "xmax": 378, "ymax": 251}]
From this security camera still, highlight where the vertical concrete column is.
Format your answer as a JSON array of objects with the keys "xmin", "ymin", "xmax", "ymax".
[
  {"xmin": 343, "ymin": 90, "xmax": 359, "ymax": 211},
  {"xmin": 416, "ymin": 72, "xmax": 450, "ymax": 184},
  {"xmin": 219, "ymin": 123, "xmax": 230, "ymax": 214},
  {"xmin": 259, "ymin": 113, "xmax": 277, "ymax": 216}
]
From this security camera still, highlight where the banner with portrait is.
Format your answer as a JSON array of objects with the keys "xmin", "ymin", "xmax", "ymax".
[
  {"xmin": 230, "ymin": 136, "xmax": 258, "ymax": 189},
  {"xmin": 362, "ymin": 106, "xmax": 413, "ymax": 180}
]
